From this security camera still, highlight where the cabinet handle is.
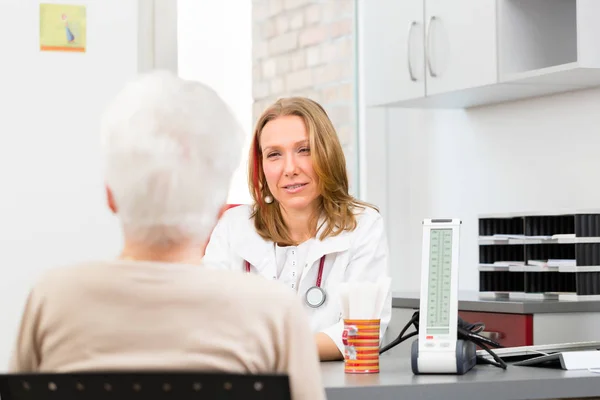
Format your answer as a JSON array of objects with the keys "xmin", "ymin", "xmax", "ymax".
[
  {"xmin": 407, "ymin": 21, "xmax": 417, "ymax": 82},
  {"xmin": 426, "ymin": 16, "xmax": 437, "ymax": 78},
  {"xmin": 480, "ymin": 331, "xmax": 505, "ymax": 341}
]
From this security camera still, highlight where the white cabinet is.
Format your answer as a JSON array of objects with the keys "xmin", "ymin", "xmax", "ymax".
[
  {"xmin": 360, "ymin": 0, "xmax": 600, "ymax": 109},
  {"xmin": 360, "ymin": 0, "xmax": 497, "ymax": 107},
  {"xmin": 425, "ymin": 0, "xmax": 497, "ymax": 96},
  {"xmin": 361, "ymin": 0, "xmax": 425, "ymax": 106}
]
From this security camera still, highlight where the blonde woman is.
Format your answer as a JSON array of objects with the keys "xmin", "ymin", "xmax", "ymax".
[{"xmin": 203, "ymin": 97, "xmax": 392, "ymax": 361}]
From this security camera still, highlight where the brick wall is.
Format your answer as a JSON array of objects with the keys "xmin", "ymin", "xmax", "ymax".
[{"xmin": 252, "ymin": 0, "xmax": 358, "ymax": 188}]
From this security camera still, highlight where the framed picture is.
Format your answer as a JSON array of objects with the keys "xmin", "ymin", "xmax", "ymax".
[{"xmin": 40, "ymin": 4, "xmax": 86, "ymax": 53}]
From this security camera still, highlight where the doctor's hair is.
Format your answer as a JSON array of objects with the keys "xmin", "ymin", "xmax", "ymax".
[
  {"xmin": 101, "ymin": 70, "xmax": 244, "ymax": 247},
  {"xmin": 248, "ymin": 96, "xmax": 377, "ymax": 245}
]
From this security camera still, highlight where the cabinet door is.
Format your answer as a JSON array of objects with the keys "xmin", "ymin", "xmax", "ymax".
[
  {"xmin": 360, "ymin": 0, "xmax": 425, "ymax": 106},
  {"xmin": 424, "ymin": 0, "xmax": 497, "ymax": 96}
]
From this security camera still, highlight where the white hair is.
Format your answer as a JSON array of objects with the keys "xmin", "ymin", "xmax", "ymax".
[{"xmin": 100, "ymin": 70, "xmax": 244, "ymax": 246}]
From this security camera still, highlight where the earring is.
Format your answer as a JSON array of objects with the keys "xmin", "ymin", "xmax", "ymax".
[{"xmin": 264, "ymin": 195, "xmax": 273, "ymax": 204}]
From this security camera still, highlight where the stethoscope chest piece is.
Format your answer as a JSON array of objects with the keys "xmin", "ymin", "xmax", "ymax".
[{"xmin": 305, "ymin": 286, "xmax": 326, "ymax": 308}]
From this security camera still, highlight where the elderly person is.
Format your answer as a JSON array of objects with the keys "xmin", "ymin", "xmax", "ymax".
[{"xmin": 8, "ymin": 71, "xmax": 325, "ymax": 400}]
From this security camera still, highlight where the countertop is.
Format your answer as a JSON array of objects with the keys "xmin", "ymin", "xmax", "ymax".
[
  {"xmin": 392, "ymin": 291, "xmax": 600, "ymax": 314},
  {"xmin": 322, "ymin": 353, "xmax": 600, "ymax": 400}
]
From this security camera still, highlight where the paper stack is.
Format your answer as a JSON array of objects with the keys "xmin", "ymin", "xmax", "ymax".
[{"xmin": 338, "ymin": 277, "xmax": 391, "ymax": 320}]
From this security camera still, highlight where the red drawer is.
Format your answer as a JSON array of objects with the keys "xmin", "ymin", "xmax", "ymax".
[{"xmin": 458, "ymin": 311, "xmax": 533, "ymax": 348}]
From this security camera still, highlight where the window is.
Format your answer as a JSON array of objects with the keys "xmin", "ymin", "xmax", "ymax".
[{"xmin": 178, "ymin": 0, "xmax": 253, "ymax": 204}]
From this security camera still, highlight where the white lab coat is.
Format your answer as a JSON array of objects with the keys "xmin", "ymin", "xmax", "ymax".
[{"xmin": 202, "ymin": 204, "xmax": 392, "ymax": 354}]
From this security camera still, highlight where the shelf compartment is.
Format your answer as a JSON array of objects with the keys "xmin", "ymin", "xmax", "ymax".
[
  {"xmin": 479, "ymin": 217, "xmax": 524, "ymax": 236},
  {"xmin": 525, "ymin": 215, "xmax": 574, "ymax": 237},
  {"xmin": 575, "ymin": 214, "xmax": 600, "ymax": 237},
  {"xmin": 575, "ymin": 243, "xmax": 600, "ymax": 266},
  {"xmin": 498, "ymin": 0, "xmax": 600, "ymax": 87},
  {"xmin": 576, "ymin": 271, "xmax": 600, "ymax": 295},
  {"xmin": 499, "ymin": 0, "xmax": 577, "ymax": 78},
  {"xmin": 525, "ymin": 271, "xmax": 576, "ymax": 294},
  {"xmin": 526, "ymin": 243, "xmax": 575, "ymax": 263},
  {"xmin": 480, "ymin": 270, "xmax": 525, "ymax": 293},
  {"xmin": 479, "ymin": 244, "xmax": 524, "ymax": 264}
]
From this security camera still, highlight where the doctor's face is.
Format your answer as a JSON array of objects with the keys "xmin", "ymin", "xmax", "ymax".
[{"xmin": 260, "ymin": 115, "xmax": 320, "ymax": 213}]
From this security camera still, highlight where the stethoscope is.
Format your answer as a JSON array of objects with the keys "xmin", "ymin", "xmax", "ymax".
[{"xmin": 244, "ymin": 255, "xmax": 327, "ymax": 308}]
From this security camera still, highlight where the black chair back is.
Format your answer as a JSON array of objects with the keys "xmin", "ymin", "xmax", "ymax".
[{"xmin": 0, "ymin": 371, "xmax": 291, "ymax": 400}]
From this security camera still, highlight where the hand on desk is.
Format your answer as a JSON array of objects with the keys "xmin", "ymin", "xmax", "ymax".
[{"xmin": 316, "ymin": 332, "xmax": 343, "ymax": 361}]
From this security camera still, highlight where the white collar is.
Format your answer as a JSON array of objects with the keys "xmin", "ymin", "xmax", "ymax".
[{"xmin": 232, "ymin": 215, "xmax": 351, "ymax": 272}]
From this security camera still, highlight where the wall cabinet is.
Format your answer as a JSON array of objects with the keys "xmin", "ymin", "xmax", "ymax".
[
  {"xmin": 361, "ymin": 1, "xmax": 424, "ymax": 106},
  {"xmin": 360, "ymin": 0, "xmax": 600, "ymax": 109},
  {"xmin": 424, "ymin": 0, "xmax": 497, "ymax": 97},
  {"xmin": 362, "ymin": 0, "xmax": 496, "ymax": 106}
]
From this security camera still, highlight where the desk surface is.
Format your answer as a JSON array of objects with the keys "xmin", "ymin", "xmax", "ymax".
[
  {"xmin": 322, "ymin": 354, "xmax": 600, "ymax": 400},
  {"xmin": 393, "ymin": 291, "xmax": 600, "ymax": 314}
]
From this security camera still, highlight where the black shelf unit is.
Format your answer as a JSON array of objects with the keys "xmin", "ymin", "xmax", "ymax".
[{"xmin": 478, "ymin": 211, "xmax": 600, "ymax": 298}]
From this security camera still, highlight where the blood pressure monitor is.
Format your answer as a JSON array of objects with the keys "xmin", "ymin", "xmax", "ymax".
[{"xmin": 411, "ymin": 219, "xmax": 476, "ymax": 375}]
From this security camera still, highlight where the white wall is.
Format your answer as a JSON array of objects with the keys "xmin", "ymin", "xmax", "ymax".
[
  {"xmin": 178, "ymin": 0, "xmax": 253, "ymax": 205},
  {"xmin": 374, "ymin": 88, "xmax": 600, "ymax": 292},
  {"xmin": 0, "ymin": 0, "xmax": 250, "ymax": 369},
  {"xmin": 0, "ymin": 0, "xmax": 179, "ymax": 369}
]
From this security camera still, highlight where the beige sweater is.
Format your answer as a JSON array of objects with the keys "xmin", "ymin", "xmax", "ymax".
[{"xmin": 9, "ymin": 260, "xmax": 326, "ymax": 400}]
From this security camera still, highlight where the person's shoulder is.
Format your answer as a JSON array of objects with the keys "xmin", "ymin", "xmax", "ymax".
[
  {"xmin": 28, "ymin": 261, "xmax": 109, "ymax": 297},
  {"xmin": 219, "ymin": 204, "xmax": 254, "ymax": 227},
  {"xmin": 221, "ymin": 204, "xmax": 252, "ymax": 218},
  {"xmin": 353, "ymin": 204, "xmax": 382, "ymax": 225},
  {"xmin": 40, "ymin": 260, "xmax": 113, "ymax": 280},
  {"xmin": 345, "ymin": 204, "xmax": 385, "ymax": 245}
]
